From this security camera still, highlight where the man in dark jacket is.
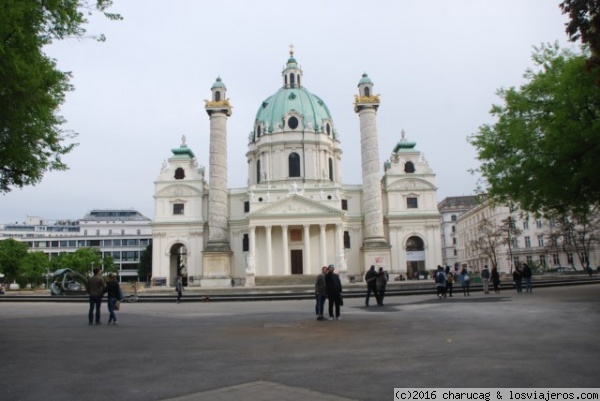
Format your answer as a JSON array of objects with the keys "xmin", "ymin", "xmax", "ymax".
[
  {"xmin": 88, "ymin": 268, "xmax": 106, "ymax": 325},
  {"xmin": 315, "ymin": 266, "xmax": 328, "ymax": 321},
  {"xmin": 522, "ymin": 263, "xmax": 532, "ymax": 293},
  {"xmin": 325, "ymin": 265, "xmax": 343, "ymax": 320},
  {"xmin": 364, "ymin": 265, "xmax": 378, "ymax": 307}
]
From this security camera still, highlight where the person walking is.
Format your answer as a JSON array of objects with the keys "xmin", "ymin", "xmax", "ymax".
[
  {"xmin": 88, "ymin": 267, "xmax": 106, "ymax": 325},
  {"xmin": 176, "ymin": 275, "xmax": 184, "ymax": 303},
  {"xmin": 446, "ymin": 272, "xmax": 454, "ymax": 297},
  {"xmin": 481, "ymin": 265, "xmax": 491, "ymax": 294},
  {"xmin": 315, "ymin": 266, "xmax": 328, "ymax": 320},
  {"xmin": 460, "ymin": 267, "xmax": 470, "ymax": 296},
  {"xmin": 375, "ymin": 267, "xmax": 388, "ymax": 306},
  {"xmin": 491, "ymin": 266, "xmax": 501, "ymax": 293},
  {"xmin": 522, "ymin": 263, "xmax": 533, "ymax": 293},
  {"xmin": 325, "ymin": 265, "xmax": 343, "ymax": 320},
  {"xmin": 364, "ymin": 265, "xmax": 378, "ymax": 307},
  {"xmin": 513, "ymin": 265, "xmax": 523, "ymax": 293},
  {"xmin": 105, "ymin": 273, "xmax": 123, "ymax": 325},
  {"xmin": 434, "ymin": 265, "xmax": 447, "ymax": 299}
]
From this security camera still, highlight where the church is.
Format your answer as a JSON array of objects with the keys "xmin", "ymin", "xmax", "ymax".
[{"xmin": 151, "ymin": 51, "xmax": 442, "ymax": 287}]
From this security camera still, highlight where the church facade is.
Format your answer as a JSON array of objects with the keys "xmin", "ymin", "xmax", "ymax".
[{"xmin": 151, "ymin": 51, "xmax": 442, "ymax": 286}]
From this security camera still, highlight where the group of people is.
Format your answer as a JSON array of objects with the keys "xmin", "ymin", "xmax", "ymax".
[
  {"xmin": 434, "ymin": 265, "xmax": 473, "ymax": 298},
  {"xmin": 512, "ymin": 263, "xmax": 533, "ymax": 293},
  {"xmin": 88, "ymin": 267, "xmax": 123, "ymax": 325},
  {"xmin": 364, "ymin": 265, "xmax": 388, "ymax": 306},
  {"xmin": 314, "ymin": 265, "xmax": 343, "ymax": 321}
]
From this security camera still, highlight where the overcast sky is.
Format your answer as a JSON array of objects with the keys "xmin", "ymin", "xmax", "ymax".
[{"xmin": 1, "ymin": 0, "xmax": 573, "ymax": 224}]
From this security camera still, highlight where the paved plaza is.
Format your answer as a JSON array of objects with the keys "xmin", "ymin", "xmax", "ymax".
[{"xmin": 0, "ymin": 284, "xmax": 599, "ymax": 401}]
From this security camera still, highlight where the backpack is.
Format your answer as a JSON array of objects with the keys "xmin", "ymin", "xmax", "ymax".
[{"xmin": 435, "ymin": 271, "xmax": 445, "ymax": 284}]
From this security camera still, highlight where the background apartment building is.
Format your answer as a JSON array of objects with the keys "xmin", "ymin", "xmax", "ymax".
[
  {"xmin": 455, "ymin": 200, "xmax": 600, "ymax": 273},
  {"xmin": 438, "ymin": 196, "xmax": 479, "ymax": 268},
  {"xmin": 0, "ymin": 209, "xmax": 152, "ymax": 282}
]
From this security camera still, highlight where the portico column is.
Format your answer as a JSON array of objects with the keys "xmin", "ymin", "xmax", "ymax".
[
  {"xmin": 282, "ymin": 225, "xmax": 289, "ymax": 275},
  {"xmin": 303, "ymin": 224, "xmax": 311, "ymax": 274},
  {"xmin": 319, "ymin": 224, "xmax": 327, "ymax": 266},
  {"xmin": 250, "ymin": 226, "xmax": 256, "ymax": 271},
  {"xmin": 335, "ymin": 223, "xmax": 343, "ymax": 257},
  {"xmin": 266, "ymin": 225, "xmax": 273, "ymax": 275}
]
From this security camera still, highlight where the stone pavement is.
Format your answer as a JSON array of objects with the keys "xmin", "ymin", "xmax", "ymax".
[{"xmin": 0, "ymin": 283, "xmax": 599, "ymax": 401}]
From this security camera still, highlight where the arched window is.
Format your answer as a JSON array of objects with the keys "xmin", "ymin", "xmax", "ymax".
[
  {"xmin": 256, "ymin": 160, "xmax": 261, "ymax": 183},
  {"xmin": 174, "ymin": 168, "xmax": 185, "ymax": 180},
  {"xmin": 404, "ymin": 161, "xmax": 415, "ymax": 173},
  {"xmin": 257, "ymin": 125, "xmax": 262, "ymax": 138},
  {"xmin": 215, "ymin": 91, "xmax": 221, "ymax": 102},
  {"xmin": 326, "ymin": 123, "xmax": 331, "ymax": 135},
  {"xmin": 290, "ymin": 73, "xmax": 295, "ymax": 87},
  {"xmin": 289, "ymin": 152, "xmax": 301, "ymax": 177},
  {"xmin": 364, "ymin": 87, "xmax": 370, "ymax": 97},
  {"xmin": 328, "ymin": 157, "xmax": 333, "ymax": 181},
  {"xmin": 406, "ymin": 236, "xmax": 424, "ymax": 251}
]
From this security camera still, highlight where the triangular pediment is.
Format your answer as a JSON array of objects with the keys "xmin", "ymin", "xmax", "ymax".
[{"xmin": 249, "ymin": 194, "xmax": 343, "ymax": 219}]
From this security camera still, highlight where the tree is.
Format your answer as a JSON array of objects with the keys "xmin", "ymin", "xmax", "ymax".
[
  {"xmin": 560, "ymin": 0, "xmax": 600, "ymax": 68},
  {"xmin": 49, "ymin": 247, "xmax": 116, "ymax": 276},
  {"xmin": 0, "ymin": 238, "xmax": 29, "ymax": 284},
  {"xmin": 20, "ymin": 251, "xmax": 49, "ymax": 288},
  {"xmin": 138, "ymin": 243, "xmax": 152, "ymax": 282},
  {"xmin": 0, "ymin": 1, "xmax": 120, "ymax": 192},
  {"xmin": 469, "ymin": 43, "xmax": 600, "ymax": 216},
  {"xmin": 545, "ymin": 208, "xmax": 600, "ymax": 270},
  {"xmin": 467, "ymin": 217, "xmax": 504, "ymax": 270}
]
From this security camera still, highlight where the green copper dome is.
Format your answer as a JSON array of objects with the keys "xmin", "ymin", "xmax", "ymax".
[
  {"xmin": 254, "ymin": 51, "xmax": 334, "ymax": 134},
  {"xmin": 255, "ymin": 87, "xmax": 333, "ymax": 133}
]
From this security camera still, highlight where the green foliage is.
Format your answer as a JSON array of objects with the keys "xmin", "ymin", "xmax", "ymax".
[
  {"xmin": 560, "ymin": 0, "xmax": 600, "ymax": 68},
  {"xmin": 0, "ymin": 239, "xmax": 29, "ymax": 283},
  {"xmin": 49, "ymin": 247, "xmax": 116, "ymax": 275},
  {"xmin": 138, "ymin": 243, "xmax": 152, "ymax": 281},
  {"xmin": 0, "ymin": 0, "xmax": 120, "ymax": 192},
  {"xmin": 469, "ymin": 43, "xmax": 600, "ymax": 215},
  {"xmin": 20, "ymin": 251, "xmax": 49, "ymax": 288}
]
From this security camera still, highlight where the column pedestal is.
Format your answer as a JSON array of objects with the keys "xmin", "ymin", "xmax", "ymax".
[{"xmin": 201, "ymin": 250, "xmax": 232, "ymax": 287}]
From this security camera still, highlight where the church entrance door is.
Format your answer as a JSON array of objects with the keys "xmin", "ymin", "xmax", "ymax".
[{"xmin": 291, "ymin": 250, "xmax": 303, "ymax": 274}]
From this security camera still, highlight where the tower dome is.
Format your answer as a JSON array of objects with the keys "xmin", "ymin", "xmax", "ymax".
[{"xmin": 253, "ymin": 50, "xmax": 335, "ymax": 138}]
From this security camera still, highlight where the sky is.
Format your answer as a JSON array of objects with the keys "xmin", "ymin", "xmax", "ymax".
[{"xmin": 1, "ymin": 0, "xmax": 574, "ymax": 224}]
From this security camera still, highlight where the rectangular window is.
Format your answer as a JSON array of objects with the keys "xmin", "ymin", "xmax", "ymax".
[
  {"xmin": 108, "ymin": 229, "xmax": 112, "ymax": 235},
  {"xmin": 452, "ymin": 238, "xmax": 456, "ymax": 245},
  {"xmin": 524, "ymin": 236, "xmax": 531, "ymax": 248},
  {"xmin": 407, "ymin": 197, "xmax": 418, "ymax": 209},
  {"xmin": 344, "ymin": 231, "xmax": 351, "ymax": 249},
  {"xmin": 523, "ymin": 220, "xmax": 529, "ymax": 229},
  {"xmin": 103, "ymin": 240, "xmax": 112, "ymax": 246},
  {"xmin": 513, "ymin": 238, "xmax": 519, "ymax": 248},
  {"xmin": 536, "ymin": 219, "xmax": 543, "ymax": 228},
  {"xmin": 452, "ymin": 225, "xmax": 456, "ymax": 233},
  {"xmin": 526, "ymin": 255, "xmax": 534, "ymax": 264},
  {"xmin": 68, "ymin": 240, "xmax": 76, "ymax": 247},
  {"xmin": 553, "ymin": 254, "xmax": 560, "ymax": 265},
  {"xmin": 537, "ymin": 235, "xmax": 544, "ymax": 247},
  {"xmin": 567, "ymin": 253, "xmax": 574, "ymax": 264},
  {"xmin": 113, "ymin": 239, "xmax": 121, "ymax": 246},
  {"xmin": 244, "ymin": 201, "xmax": 250, "ymax": 213},
  {"xmin": 137, "ymin": 229, "xmax": 141, "ymax": 235},
  {"xmin": 242, "ymin": 234, "xmax": 249, "ymax": 252},
  {"xmin": 539, "ymin": 254, "xmax": 546, "ymax": 266},
  {"xmin": 112, "ymin": 251, "xmax": 121, "ymax": 261},
  {"xmin": 453, "ymin": 249, "xmax": 457, "ymax": 256},
  {"xmin": 173, "ymin": 203, "xmax": 184, "ymax": 215},
  {"xmin": 341, "ymin": 199, "xmax": 348, "ymax": 211}
]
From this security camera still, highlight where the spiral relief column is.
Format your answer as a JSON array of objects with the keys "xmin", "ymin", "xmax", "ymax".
[
  {"xmin": 202, "ymin": 77, "xmax": 233, "ymax": 286},
  {"xmin": 354, "ymin": 73, "xmax": 391, "ymax": 270}
]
